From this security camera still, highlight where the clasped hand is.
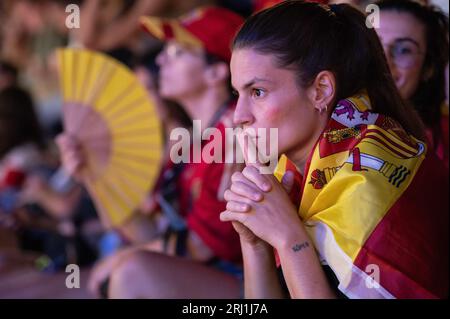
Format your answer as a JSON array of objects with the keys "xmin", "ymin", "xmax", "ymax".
[{"xmin": 220, "ymin": 165, "xmax": 303, "ymax": 249}]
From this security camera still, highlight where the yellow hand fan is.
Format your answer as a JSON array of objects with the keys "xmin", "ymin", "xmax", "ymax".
[{"xmin": 56, "ymin": 48, "xmax": 163, "ymax": 229}]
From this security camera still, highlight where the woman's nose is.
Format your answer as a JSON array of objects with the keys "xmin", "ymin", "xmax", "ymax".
[
  {"xmin": 233, "ymin": 99, "xmax": 254, "ymax": 127},
  {"xmin": 383, "ymin": 46, "xmax": 399, "ymax": 80},
  {"xmin": 386, "ymin": 55, "xmax": 400, "ymax": 81}
]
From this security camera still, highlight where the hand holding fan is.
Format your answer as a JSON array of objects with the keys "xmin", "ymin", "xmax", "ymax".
[{"xmin": 56, "ymin": 48, "xmax": 163, "ymax": 228}]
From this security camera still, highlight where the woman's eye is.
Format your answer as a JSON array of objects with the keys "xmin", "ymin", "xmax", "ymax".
[
  {"xmin": 397, "ymin": 47, "xmax": 413, "ymax": 55},
  {"xmin": 232, "ymin": 89, "xmax": 239, "ymax": 97},
  {"xmin": 392, "ymin": 42, "xmax": 418, "ymax": 57},
  {"xmin": 174, "ymin": 48, "xmax": 185, "ymax": 57},
  {"xmin": 251, "ymin": 88, "xmax": 265, "ymax": 98},
  {"xmin": 166, "ymin": 46, "xmax": 185, "ymax": 58}
]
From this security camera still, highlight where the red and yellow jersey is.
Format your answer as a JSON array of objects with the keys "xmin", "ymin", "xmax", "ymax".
[
  {"xmin": 154, "ymin": 106, "xmax": 241, "ymax": 263},
  {"xmin": 180, "ymin": 108, "xmax": 241, "ymax": 263},
  {"xmin": 275, "ymin": 93, "xmax": 448, "ymax": 298}
]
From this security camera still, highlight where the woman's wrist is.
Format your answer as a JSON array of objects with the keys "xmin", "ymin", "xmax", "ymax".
[
  {"xmin": 240, "ymin": 238, "xmax": 273, "ymax": 257},
  {"xmin": 272, "ymin": 221, "xmax": 310, "ymax": 254}
]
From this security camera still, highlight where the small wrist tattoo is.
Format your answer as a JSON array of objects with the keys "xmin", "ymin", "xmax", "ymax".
[{"xmin": 292, "ymin": 241, "xmax": 310, "ymax": 252}]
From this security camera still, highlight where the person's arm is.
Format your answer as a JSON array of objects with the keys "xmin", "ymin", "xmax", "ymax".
[
  {"xmin": 77, "ymin": 0, "xmax": 170, "ymax": 51},
  {"xmin": 221, "ymin": 166, "xmax": 336, "ymax": 299},
  {"xmin": 20, "ymin": 175, "xmax": 82, "ymax": 219},
  {"xmin": 74, "ymin": 0, "xmax": 102, "ymax": 48},
  {"xmin": 240, "ymin": 238, "xmax": 285, "ymax": 298},
  {"xmin": 273, "ymin": 222, "xmax": 336, "ymax": 299},
  {"xmin": 87, "ymin": 221, "xmax": 165, "ymax": 297}
]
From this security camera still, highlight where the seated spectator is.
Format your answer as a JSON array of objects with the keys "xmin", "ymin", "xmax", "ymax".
[
  {"xmin": 221, "ymin": 1, "xmax": 448, "ymax": 298},
  {"xmin": 0, "ymin": 87, "xmax": 100, "ymax": 271},
  {"xmin": 0, "ymin": 87, "xmax": 47, "ymax": 208},
  {"xmin": 376, "ymin": 0, "xmax": 449, "ymax": 167},
  {"xmin": 57, "ymin": 6, "xmax": 245, "ymax": 298},
  {"xmin": 132, "ymin": 47, "xmax": 192, "ymax": 163}
]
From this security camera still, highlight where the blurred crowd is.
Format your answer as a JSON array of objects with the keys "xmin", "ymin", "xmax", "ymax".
[
  {"xmin": 0, "ymin": 0, "xmax": 273, "ymax": 290},
  {"xmin": 0, "ymin": 0, "xmax": 448, "ymax": 299},
  {"xmin": 0, "ymin": 0, "xmax": 271, "ymax": 280}
]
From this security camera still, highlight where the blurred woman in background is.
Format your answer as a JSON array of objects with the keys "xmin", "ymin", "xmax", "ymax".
[{"xmin": 376, "ymin": 0, "xmax": 449, "ymax": 167}]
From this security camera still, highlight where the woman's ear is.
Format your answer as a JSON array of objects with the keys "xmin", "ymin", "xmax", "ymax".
[
  {"xmin": 204, "ymin": 62, "xmax": 230, "ymax": 86},
  {"xmin": 307, "ymin": 71, "xmax": 336, "ymax": 114}
]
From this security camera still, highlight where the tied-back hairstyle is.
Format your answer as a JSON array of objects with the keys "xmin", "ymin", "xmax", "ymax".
[
  {"xmin": 377, "ymin": 0, "xmax": 449, "ymax": 133},
  {"xmin": 233, "ymin": 0, "xmax": 426, "ymax": 140}
]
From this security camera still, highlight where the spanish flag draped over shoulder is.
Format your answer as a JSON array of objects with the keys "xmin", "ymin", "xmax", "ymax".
[{"xmin": 274, "ymin": 93, "xmax": 449, "ymax": 299}]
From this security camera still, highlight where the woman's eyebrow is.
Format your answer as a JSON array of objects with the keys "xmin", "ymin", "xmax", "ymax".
[
  {"xmin": 242, "ymin": 77, "xmax": 274, "ymax": 89},
  {"xmin": 232, "ymin": 77, "xmax": 274, "ymax": 92},
  {"xmin": 394, "ymin": 37, "xmax": 421, "ymax": 48}
]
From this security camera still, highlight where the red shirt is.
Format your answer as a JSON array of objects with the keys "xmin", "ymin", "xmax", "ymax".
[
  {"xmin": 157, "ymin": 107, "xmax": 241, "ymax": 263},
  {"xmin": 425, "ymin": 108, "xmax": 449, "ymax": 170}
]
